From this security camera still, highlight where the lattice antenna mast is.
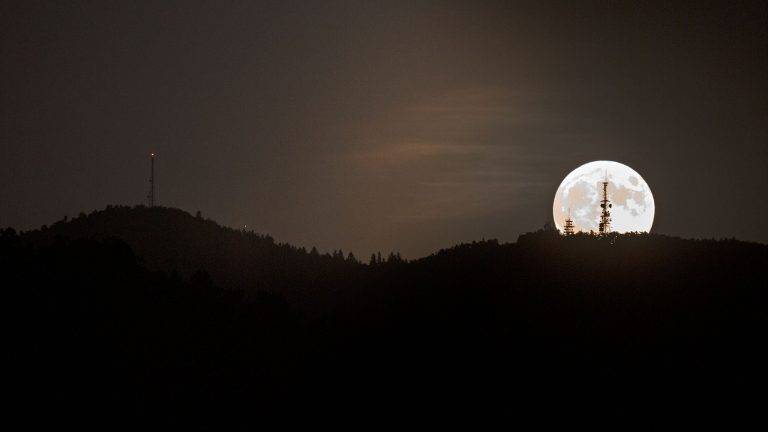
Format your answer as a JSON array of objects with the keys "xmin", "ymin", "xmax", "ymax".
[
  {"xmin": 564, "ymin": 208, "xmax": 575, "ymax": 236},
  {"xmin": 147, "ymin": 153, "xmax": 155, "ymax": 207},
  {"xmin": 598, "ymin": 170, "xmax": 612, "ymax": 234}
]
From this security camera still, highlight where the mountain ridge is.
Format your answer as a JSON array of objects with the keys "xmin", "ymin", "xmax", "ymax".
[{"xmin": 4, "ymin": 204, "xmax": 768, "ymax": 424}]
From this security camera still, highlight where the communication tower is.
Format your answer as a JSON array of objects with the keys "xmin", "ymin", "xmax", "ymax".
[
  {"xmin": 564, "ymin": 208, "xmax": 575, "ymax": 236},
  {"xmin": 147, "ymin": 153, "xmax": 156, "ymax": 207},
  {"xmin": 598, "ymin": 172, "xmax": 612, "ymax": 234}
]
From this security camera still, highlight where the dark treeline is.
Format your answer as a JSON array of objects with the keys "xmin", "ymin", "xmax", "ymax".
[
  {"xmin": 4, "ymin": 206, "xmax": 768, "ymax": 426},
  {"xmin": 21, "ymin": 206, "xmax": 369, "ymax": 310}
]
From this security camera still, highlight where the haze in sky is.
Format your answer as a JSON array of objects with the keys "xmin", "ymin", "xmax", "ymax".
[{"xmin": 2, "ymin": 1, "xmax": 766, "ymax": 257}]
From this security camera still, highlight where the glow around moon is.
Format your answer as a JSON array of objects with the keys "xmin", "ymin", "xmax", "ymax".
[{"xmin": 553, "ymin": 161, "xmax": 655, "ymax": 233}]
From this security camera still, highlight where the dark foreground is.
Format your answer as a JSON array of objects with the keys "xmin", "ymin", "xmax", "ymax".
[{"xmin": 4, "ymin": 207, "xmax": 767, "ymax": 426}]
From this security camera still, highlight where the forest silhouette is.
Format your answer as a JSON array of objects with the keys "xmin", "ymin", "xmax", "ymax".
[{"xmin": 5, "ymin": 206, "xmax": 767, "ymax": 426}]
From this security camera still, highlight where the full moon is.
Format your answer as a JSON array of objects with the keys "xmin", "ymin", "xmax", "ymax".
[{"xmin": 553, "ymin": 160, "xmax": 655, "ymax": 233}]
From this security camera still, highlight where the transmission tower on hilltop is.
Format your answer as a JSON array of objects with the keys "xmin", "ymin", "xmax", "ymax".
[
  {"xmin": 147, "ymin": 153, "xmax": 156, "ymax": 207},
  {"xmin": 598, "ymin": 171, "xmax": 612, "ymax": 234},
  {"xmin": 564, "ymin": 208, "xmax": 575, "ymax": 236}
]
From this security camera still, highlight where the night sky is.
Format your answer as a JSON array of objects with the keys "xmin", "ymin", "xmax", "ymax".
[{"xmin": 2, "ymin": 1, "xmax": 767, "ymax": 258}]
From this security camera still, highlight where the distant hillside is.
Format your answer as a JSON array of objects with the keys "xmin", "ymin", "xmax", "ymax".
[
  {"xmin": 4, "ymin": 207, "xmax": 768, "ymax": 425},
  {"xmin": 19, "ymin": 206, "xmax": 364, "ymax": 306}
]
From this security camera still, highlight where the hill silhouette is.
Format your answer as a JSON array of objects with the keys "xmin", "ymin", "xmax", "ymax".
[
  {"xmin": 4, "ymin": 206, "xmax": 767, "ymax": 425},
  {"xmin": 20, "ymin": 206, "xmax": 366, "ymax": 311}
]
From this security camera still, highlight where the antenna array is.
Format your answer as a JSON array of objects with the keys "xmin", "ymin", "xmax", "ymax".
[
  {"xmin": 598, "ymin": 171, "xmax": 611, "ymax": 234},
  {"xmin": 147, "ymin": 153, "xmax": 156, "ymax": 207}
]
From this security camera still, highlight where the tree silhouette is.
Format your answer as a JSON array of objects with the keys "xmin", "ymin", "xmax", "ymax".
[{"xmin": 4, "ymin": 205, "xmax": 767, "ymax": 426}]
